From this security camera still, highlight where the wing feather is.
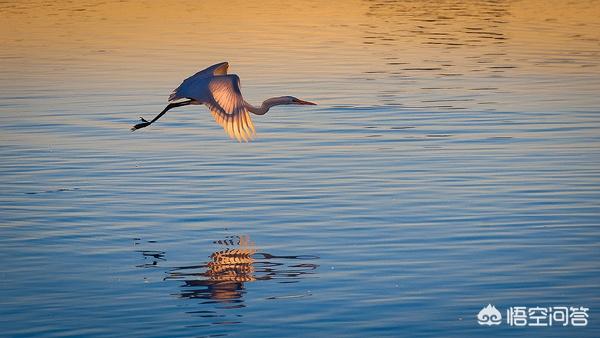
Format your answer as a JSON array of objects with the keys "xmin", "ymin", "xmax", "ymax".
[
  {"xmin": 246, "ymin": 111, "xmax": 256, "ymax": 135},
  {"xmin": 240, "ymin": 111, "xmax": 251, "ymax": 137},
  {"xmin": 226, "ymin": 116, "xmax": 235, "ymax": 140},
  {"xmin": 169, "ymin": 62, "xmax": 229, "ymax": 101},
  {"xmin": 235, "ymin": 115, "xmax": 246, "ymax": 142},
  {"xmin": 206, "ymin": 75, "xmax": 256, "ymax": 142},
  {"xmin": 212, "ymin": 108, "xmax": 254, "ymax": 141},
  {"xmin": 168, "ymin": 63, "xmax": 257, "ymax": 142}
]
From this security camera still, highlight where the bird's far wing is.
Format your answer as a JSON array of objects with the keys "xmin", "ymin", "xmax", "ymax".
[
  {"xmin": 206, "ymin": 75, "xmax": 256, "ymax": 142},
  {"xmin": 168, "ymin": 62, "xmax": 229, "ymax": 101}
]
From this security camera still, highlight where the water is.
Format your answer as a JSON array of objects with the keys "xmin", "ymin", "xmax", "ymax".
[{"xmin": 1, "ymin": 0, "xmax": 600, "ymax": 336}]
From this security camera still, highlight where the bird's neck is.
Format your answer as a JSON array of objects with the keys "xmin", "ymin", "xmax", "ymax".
[
  {"xmin": 246, "ymin": 103, "xmax": 269, "ymax": 115},
  {"xmin": 245, "ymin": 97, "xmax": 287, "ymax": 115}
]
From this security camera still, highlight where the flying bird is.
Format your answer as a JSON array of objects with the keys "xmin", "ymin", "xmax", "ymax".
[{"xmin": 131, "ymin": 62, "xmax": 316, "ymax": 142}]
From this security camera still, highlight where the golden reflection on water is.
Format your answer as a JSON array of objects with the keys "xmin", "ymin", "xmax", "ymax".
[
  {"xmin": 0, "ymin": 0, "xmax": 599, "ymax": 145},
  {"xmin": 1, "ymin": 0, "xmax": 598, "ymax": 76}
]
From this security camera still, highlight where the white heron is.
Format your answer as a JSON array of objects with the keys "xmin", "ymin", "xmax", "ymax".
[{"xmin": 131, "ymin": 62, "xmax": 316, "ymax": 142}]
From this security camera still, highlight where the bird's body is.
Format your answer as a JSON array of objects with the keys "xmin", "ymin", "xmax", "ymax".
[{"xmin": 131, "ymin": 62, "xmax": 316, "ymax": 142}]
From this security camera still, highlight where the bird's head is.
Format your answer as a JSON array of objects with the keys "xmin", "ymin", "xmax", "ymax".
[
  {"xmin": 261, "ymin": 96, "xmax": 317, "ymax": 111},
  {"xmin": 279, "ymin": 96, "xmax": 317, "ymax": 106}
]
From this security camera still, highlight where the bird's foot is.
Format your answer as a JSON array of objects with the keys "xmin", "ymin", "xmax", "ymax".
[{"xmin": 131, "ymin": 117, "xmax": 151, "ymax": 131}]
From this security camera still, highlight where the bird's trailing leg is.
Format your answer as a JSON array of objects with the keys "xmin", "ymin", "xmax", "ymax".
[{"xmin": 131, "ymin": 99, "xmax": 193, "ymax": 131}]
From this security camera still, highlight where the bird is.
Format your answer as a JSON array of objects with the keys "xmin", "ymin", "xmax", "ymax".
[{"xmin": 131, "ymin": 62, "xmax": 316, "ymax": 142}]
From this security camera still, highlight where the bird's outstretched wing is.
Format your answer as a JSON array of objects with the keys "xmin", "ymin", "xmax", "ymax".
[
  {"xmin": 169, "ymin": 62, "xmax": 229, "ymax": 101},
  {"xmin": 206, "ymin": 75, "xmax": 256, "ymax": 142}
]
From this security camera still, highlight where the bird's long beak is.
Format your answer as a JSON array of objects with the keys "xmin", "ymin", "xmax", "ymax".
[{"xmin": 295, "ymin": 99, "xmax": 317, "ymax": 105}]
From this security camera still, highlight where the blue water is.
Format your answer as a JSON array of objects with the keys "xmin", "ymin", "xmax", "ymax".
[{"xmin": 1, "ymin": 1, "xmax": 599, "ymax": 337}]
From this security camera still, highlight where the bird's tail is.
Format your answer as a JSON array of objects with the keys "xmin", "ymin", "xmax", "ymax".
[{"xmin": 168, "ymin": 91, "xmax": 179, "ymax": 101}]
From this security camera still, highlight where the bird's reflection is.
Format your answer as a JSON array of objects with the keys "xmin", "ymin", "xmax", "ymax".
[
  {"xmin": 136, "ymin": 235, "xmax": 318, "ymax": 308},
  {"xmin": 167, "ymin": 235, "xmax": 257, "ymax": 304}
]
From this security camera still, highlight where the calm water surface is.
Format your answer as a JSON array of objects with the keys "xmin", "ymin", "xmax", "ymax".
[{"xmin": 1, "ymin": 1, "xmax": 600, "ymax": 336}]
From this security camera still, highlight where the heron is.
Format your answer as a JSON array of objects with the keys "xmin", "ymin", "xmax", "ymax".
[{"xmin": 131, "ymin": 62, "xmax": 316, "ymax": 142}]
